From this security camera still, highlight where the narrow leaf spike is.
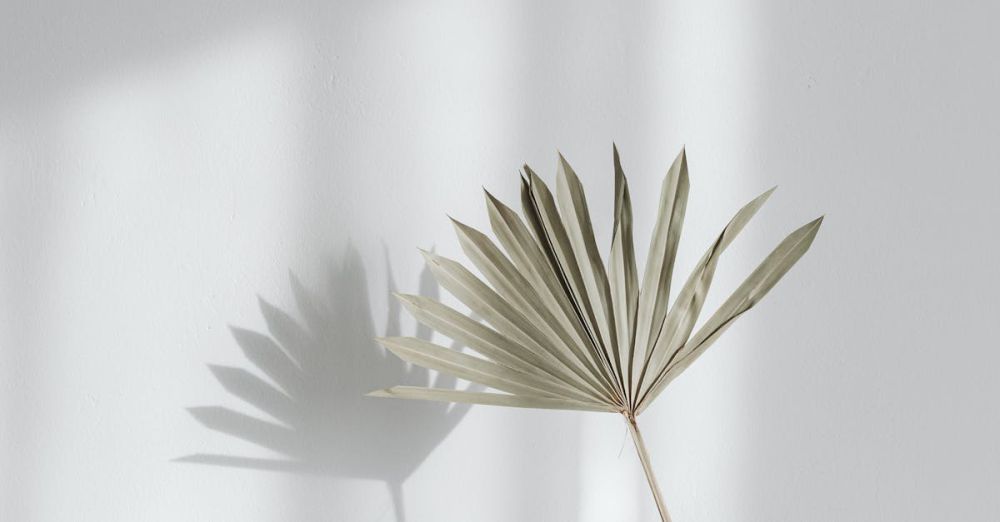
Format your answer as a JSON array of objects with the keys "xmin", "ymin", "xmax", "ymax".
[
  {"xmin": 631, "ymin": 148, "xmax": 689, "ymax": 402},
  {"xmin": 369, "ymin": 146, "xmax": 823, "ymax": 521},
  {"xmin": 634, "ymin": 185, "xmax": 777, "ymax": 401}
]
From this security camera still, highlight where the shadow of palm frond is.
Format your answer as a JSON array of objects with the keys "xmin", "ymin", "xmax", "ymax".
[{"xmin": 178, "ymin": 246, "xmax": 477, "ymax": 521}]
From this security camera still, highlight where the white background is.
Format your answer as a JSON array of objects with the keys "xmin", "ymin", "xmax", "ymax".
[{"xmin": 2, "ymin": 1, "xmax": 998, "ymax": 520}]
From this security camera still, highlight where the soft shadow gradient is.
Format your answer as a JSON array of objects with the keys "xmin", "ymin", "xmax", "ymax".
[{"xmin": 179, "ymin": 246, "xmax": 477, "ymax": 521}]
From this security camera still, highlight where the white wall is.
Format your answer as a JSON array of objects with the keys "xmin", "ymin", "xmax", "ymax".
[{"xmin": 2, "ymin": 1, "xmax": 998, "ymax": 521}]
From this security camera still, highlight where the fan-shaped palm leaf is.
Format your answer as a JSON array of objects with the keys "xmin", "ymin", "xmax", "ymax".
[{"xmin": 370, "ymin": 146, "xmax": 822, "ymax": 521}]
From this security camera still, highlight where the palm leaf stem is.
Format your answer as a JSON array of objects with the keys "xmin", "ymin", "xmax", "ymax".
[{"xmin": 626, "ymin": 413, "xmax": 672, "ymax": 522}]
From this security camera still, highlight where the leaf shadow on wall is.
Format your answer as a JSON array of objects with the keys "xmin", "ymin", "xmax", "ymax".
[{"xmin": 178, "ymin": 246, "xmax": 478, "ymax": 522}]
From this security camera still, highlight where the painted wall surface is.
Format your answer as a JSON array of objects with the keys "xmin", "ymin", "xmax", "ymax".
[{"xmin": 2, "ymin": 1, "xmax": 998, "ymax": 520}]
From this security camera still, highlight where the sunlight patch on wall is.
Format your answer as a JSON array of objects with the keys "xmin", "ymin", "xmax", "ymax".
[
  {"xmin": 631, "ymin": 1, "xmax": 763, "ymax": 520},
  {"xmin": 1, "ymin": 26, "xmax": 308, "ymax": 520}
]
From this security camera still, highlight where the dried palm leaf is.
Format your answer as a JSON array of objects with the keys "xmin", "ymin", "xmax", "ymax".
[{"xmin": 370, "ymin": 146, "xmax": 823, "ymax": 521}]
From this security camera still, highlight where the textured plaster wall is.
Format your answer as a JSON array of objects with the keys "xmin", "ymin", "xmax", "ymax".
[{"xmin": 2, "ymin": 1, "xmax": 998, "ymax": 521}]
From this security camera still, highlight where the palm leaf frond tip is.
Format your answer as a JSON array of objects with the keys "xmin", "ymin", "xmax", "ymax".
[{"xmin": 370, "ymin": 146, "xmax": 822, "ymax": 521}]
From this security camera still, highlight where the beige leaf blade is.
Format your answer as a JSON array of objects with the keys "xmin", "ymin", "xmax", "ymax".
[
  {"xmin": 635, "ymin": 186, "xmax": 776, "ymax": 400},
  {"xmin": 377, "ymin": 336, "xmax": 596, "ymax": 402},
  {"xmin": 394, "ymin": 294, "xmax": 595, "ymax": 399},
  {"xmin": 521, "ymin": 168, "xmax": 597, "ymax": 341},
  {"xmin": 522, "ymin": 167, "xmax": 622, "ymax": 402},
  {"xmin": 631, "ymin": 148, "xmax": 689, "ymax": 398},
  {"xmin": 449, "ymin": 217, "xmax": 613, "ymax": 396},
  {"xmin": 609, "ymin": 145, "xmax": 639, "ymax": 404},
  {"xmin": 637, "ymin": 216, "xmax": 823, "ymax": 413},
  {"xmin": 420, "ymin": 249, "xmax": 611, "ymax": 401},
  {"xmin": 369, "ymin": 386, "xmax": 618, "ymax": 412},
  {"xmin": 485, "ymin": 190, "xmax": 609, "ymax": 386},
  {"xmin": 556, "ymin": 153, "xmax": 623, "ymax": 390}
]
